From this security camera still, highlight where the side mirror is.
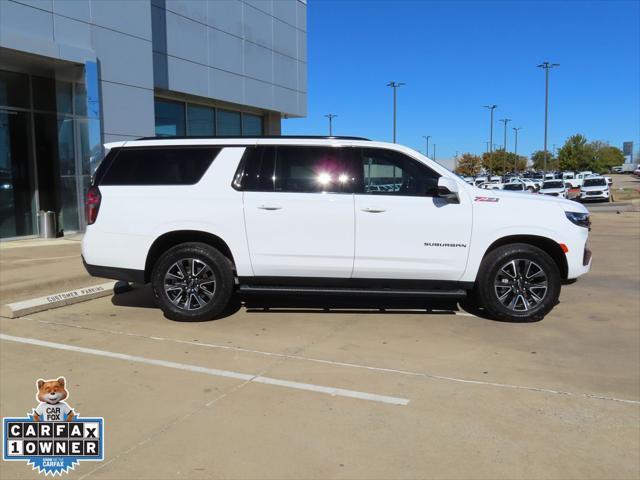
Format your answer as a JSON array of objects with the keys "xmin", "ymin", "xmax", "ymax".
[{"xmin": 437, "ymin": 177, "xmax": 460, "ymax": 203}]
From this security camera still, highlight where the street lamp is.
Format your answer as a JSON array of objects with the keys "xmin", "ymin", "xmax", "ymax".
[
  {"xmin": 324, "ymin": 114, "xmax": 337, "ymax": 136},
  {"xmin": 387, "ymin": 81, "xmax": 405, "ymax": 143},
  {"xmin": 432, "ymin": 144, "xmax": 436, "ymax": 162},
  {"xmin": 537, "ymin": 61, "xmax": 560, "ymax": 172},
  {"xmin": 513, "ymin": 127, "xmax": 522, "ymax": 174},
  {"xmin": 483, "ymin": 105, "xmax": 497, "ymax": 154},
  {"xmin": 422, "ymin": 135, "xmax": 431, "ymax": 157},
  {"xmin": 499, "ymin": 118, "xmax": 511, "ymax": 174}
]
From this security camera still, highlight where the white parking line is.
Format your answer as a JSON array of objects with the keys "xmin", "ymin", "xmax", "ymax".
[
  {"xmin": 19, "ymin": 317, "xmax": 640, "ymax": 406},
  {"xmin": 0, "ymin": 333, "xmax": 409, "ymax": 406}
]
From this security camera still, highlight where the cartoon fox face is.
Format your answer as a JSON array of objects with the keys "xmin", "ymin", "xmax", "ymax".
[{"xmin": 36, "ymin": 377, "xmax": 69, "ymax": 405}]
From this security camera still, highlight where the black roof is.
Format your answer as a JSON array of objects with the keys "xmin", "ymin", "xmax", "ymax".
[{"xmin": 135, "ymin": 135, "xmax": 371, "ymax": 141}]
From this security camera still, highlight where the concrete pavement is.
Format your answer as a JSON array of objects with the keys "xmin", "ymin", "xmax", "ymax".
[{"xmin": 0, "ymin": 211, "xmax": 638, "ymax": 479}]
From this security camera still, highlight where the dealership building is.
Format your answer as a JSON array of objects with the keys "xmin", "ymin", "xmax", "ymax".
[{"xmin": 0, "ymin": 0, "xmax": 307, "ymax": 239}]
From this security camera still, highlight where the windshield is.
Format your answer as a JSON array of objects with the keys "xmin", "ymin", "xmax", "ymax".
[
  {"xmin": 583, "ymin": 178, "xmax": 606, "ymax": 187},
  {"xmin": 543, "ymin": 181, "xmax": 564, "ymax": 188},
  {"xmin": 503, "ymin": 184, "xmax": 523, "ymax": 191}
]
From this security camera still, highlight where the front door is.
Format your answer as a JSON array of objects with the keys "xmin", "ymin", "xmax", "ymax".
[
  {"xmin": 352, "ymin": 148, "xmax": 472, "ymax": 281},
  {"xmin": 242, "ymin": 145, "xmax": 355, "ymax": 278}
]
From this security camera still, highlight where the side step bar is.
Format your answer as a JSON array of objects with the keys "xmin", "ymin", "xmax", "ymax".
[{"xmin": 238, "ymin": 285, "xmax": 467, "ymax": 298}]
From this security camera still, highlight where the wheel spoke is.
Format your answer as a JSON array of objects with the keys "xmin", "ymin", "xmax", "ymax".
[
  {"xmin": 495, "ymin": 258, "xmax": 548, "ymax": 313},
  {"xmin": 164, "ymin": 258, "xmax": 216, "ymax": 311}
]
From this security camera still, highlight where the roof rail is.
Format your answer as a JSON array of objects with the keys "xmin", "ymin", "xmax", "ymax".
[{"xmin": 134, "ymin": 135, "xmax": 371, "ymax": 141}]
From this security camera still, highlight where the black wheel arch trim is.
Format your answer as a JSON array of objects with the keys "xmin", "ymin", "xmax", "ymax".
[
  {"xmin": 482, "ymin": 235, "xmax": 569, "ymax": 279},
  {"xmin": 83, "ymin": 257, "xmax": 145, "ymax": 284}
]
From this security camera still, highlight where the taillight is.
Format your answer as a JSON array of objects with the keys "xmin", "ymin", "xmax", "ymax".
[{"xmin": 86, "ymin": 186, "xmax": 101, "ymax": 225}]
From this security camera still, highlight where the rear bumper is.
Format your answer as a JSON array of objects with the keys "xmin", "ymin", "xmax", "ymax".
[{"xmin": 83, "ymin": 257, "xmax": 146, "ymax": 284}]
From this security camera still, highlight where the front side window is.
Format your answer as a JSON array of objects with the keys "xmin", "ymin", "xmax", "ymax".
[
  {"xmin": 357, "ymin": 148, "xmax": 440, "ymax": 196},
  {"xmin": 238, "ymin": 146, "xmax": 353, "ymax": 193}
]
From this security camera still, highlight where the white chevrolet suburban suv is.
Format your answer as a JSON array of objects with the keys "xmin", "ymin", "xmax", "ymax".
[{"xmin": 82, "ymin": 136, "xmax": 592, "ymax": 323}]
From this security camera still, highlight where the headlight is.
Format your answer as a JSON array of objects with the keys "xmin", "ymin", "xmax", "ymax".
[{"xmin": 565, "ymin": 211, "xmax": 591, "ymax": 229}]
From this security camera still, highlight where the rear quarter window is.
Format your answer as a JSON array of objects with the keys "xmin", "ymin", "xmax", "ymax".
[{"xmin": 99, "ymin": 147, "xmax": 221, "ymax": 185}]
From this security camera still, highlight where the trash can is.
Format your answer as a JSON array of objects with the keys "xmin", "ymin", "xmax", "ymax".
[{"xmin": 38, "ymin": 211, "xmax": 57, "ymax": 239}]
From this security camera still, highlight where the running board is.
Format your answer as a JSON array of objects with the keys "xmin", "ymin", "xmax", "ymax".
[{"xmin": 238, "ymin": 285, "xmax": 467, "ymax": 298}]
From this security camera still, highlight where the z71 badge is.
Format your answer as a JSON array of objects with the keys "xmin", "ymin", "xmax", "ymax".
[{"xmin": 3, "ymin": 377, "xmax": 104, "ymax": 476}]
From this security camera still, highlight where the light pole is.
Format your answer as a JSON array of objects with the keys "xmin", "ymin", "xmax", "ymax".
[
  {"xmin": 324, "ymin": 114, "xmax": 337, "ymax": 136},
  {"xmin": 499, "ymin": 118, "xmax": 511, "ymax": 151},
  {"xmin": 432, "ymin": 144, "xmax": 436, "ymax": 162},
  {"xmin": 387, "ymin": 81, "xmax": 405, "ymax": 142},
  {"xmin": 422, "ymin": 135, "xmax": 431, "ymax": 157},
  {"xmin": 513, "ymin": 127, "xmax": 522, "ymax": 174},
  {"xmin": 483, "ymin": 105, "xmax": 497, "ymax": 154},
  {"xmin": 537, "ymin": 61, "xmax": 560, "ymax": 172},
  {"xmin": 499, "ymin": 118, "xmax": 511, "ymax": 174}
]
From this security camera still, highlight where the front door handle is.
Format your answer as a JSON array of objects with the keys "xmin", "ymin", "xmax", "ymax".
[
  {"xmin": 258, "ymin": 204, "xmax": 283, "ymax": 210},
  {"xmin": 361, "ymin": 207, "xmax": 386, "ymax": 213}
]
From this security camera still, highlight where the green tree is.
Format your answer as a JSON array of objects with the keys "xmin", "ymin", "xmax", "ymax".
[
  {"xmin": 557, "ymin": 134, "xmax": 592, "ymax": 171},
  {"xmin": 531, "ymin": 150, "xmax": 554, "ymax": 171},
  {"xmin": 482, "ymin": 150, "xmax": 528, "ymax": 175},
  {"xmin": 590, "ymin": 141, "xmax": 624, "ymax": 172},
  {"xmin": 455, "ymin": 153, "xmax": 482, "ymax": 176}
]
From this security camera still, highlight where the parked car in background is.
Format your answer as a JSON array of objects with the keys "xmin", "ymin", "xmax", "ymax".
[
  {"xmin": 539, "ymin": 180, "xmax": 568, "ymax": 198},
  {"xmin": 634, "ymin": 167, "xmax": 640, "ymax": 177},
  {"xmin": 463, "ymin": 176, "xmax": 474, "ymax": 185},
  {"xmin": 562, "ymin": 172, "xmax": 581, "ymax": 189},
  {"xmin": 604, "ymin": 176, "xmax": 613, "ymax": 186},
  {"xmin": 507, "ymin": 177, "xmax": 538, "ymax": 192},
  {"xmin": 474, "ymin": 176, "xmax": 488, "ymax": 186},
  {"xmin": 489, "ymin": 176, "xmax": 502, "ymax": 184},
  {"xmin": 579, "ymin": 176, "xmax": 610, "ymax": 202},
  {"xmin": 502, "ymin": 182, "xmax": 527, "ymax": 192}
]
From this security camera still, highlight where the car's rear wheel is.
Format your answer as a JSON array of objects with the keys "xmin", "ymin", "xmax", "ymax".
[
  {"xmin": 151, "ymin": 242, "xmax": 234, "ymax": 321},
  {"xmin": 476, "ymin": 243, "xmax": 561, "ymax": 322}
]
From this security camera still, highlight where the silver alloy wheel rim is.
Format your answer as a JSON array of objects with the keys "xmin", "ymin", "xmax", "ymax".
[
  {"xmin": 164, "ymin": 258, "xmax": 216, "ymax": 311},
  {"xmin": 494, "ymin": 259, "xmax": 548, "ymax": 312}
]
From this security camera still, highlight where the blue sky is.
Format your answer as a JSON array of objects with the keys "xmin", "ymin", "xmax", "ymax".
[{"xmin": 282, "ymin": 0, "xmax": 640, "ymax": 169}]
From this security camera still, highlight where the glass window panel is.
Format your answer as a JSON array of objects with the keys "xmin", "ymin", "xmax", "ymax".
[
  {"xmin": 242, "ymin": 114, "xmax": 263, "ymax": 136},
  {"xmin": 154, "ymin": 99, "xmax": 185, "ymax": 136},
  {"xmin": 59, "ymin": 176, "xmax": 79, "ymax": 232},
  {"xmin": 187, "ymin": 104, "xmax": 215, "ymax": 136},
  {"xmin": 359, "ymin": 148, "xmax": 440, "ymax": 196},
  {"xmin": 32, "ymin": 77, "xmax": 72, "ymax": 114},
  {"xmin": 0, "ymin": 70, "xmax": 30, "ymax": 109},
  {"xmin": 57, "ymin": 117, "xmax": 75, "ymax": 176},
  {"xmin": 273, "ymin": 146, "xmax": 352, "ymax": 193},
  {"xmin": 74, "ymin": 82, "xmax": 87, "ymax": 116},
  {"xmin": 100, "ymin": 147, "xmax": 221, "ymax": 185},
  {"xmin": 216, "ymin": 110, "xmax": 241, "ymax": 136},
  {"xmin": 0, "ymin": 110, "xmax": 36, "ymax": 238}
]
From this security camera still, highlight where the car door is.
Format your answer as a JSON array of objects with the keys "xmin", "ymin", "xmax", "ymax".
[
  {"xmin": 352, "ymin": 148, "xmax": 472, "ymax": 281},
  {"xmin": 241, "ymin": 145, "xmax": 355, "ymax": 278}
]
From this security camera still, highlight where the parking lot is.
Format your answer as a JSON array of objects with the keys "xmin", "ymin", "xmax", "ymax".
[{"xmin": 1, "ymin": 206, "xmax": 639, "ymax": 479}]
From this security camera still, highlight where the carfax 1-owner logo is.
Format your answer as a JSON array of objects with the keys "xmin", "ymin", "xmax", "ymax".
[{"xmin": 3, "ymin": 377, "xmax": 104, "ymax": 476}]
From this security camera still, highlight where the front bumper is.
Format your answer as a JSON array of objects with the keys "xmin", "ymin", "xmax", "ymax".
[{"xmin": 580, "ymin": 190, "xmax": 609, "ymax": 200}]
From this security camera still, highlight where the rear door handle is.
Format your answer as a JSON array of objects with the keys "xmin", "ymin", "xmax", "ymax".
[
  {"xmin": 361, "ymin": 207, "xmax": 386, "ymax": 213},
  {"xmin": 258, "ymin": 203, "xmax": 283, "ymax": 210}
]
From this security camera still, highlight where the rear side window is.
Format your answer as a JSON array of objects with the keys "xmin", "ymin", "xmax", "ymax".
[
  {"xmin": 238, "ymin": 146, "xmax": 354, "ymax": 193},
  {"xmin": 99, "ymin": 147, "xmax": 220, "ymax": 185}
]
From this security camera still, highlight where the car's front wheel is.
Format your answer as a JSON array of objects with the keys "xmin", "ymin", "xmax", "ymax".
[
  {"xmin": 475, "ymin": 243, "xmax": 561, "ymax": 322},
  {"xmin": 151, "ymin": 242, "xmax": 234, "ymax": 321}
]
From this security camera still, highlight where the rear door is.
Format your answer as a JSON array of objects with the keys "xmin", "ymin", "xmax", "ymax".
[
  {"xmin": 241, "ymin": 145, "xmax": 355, "ymax": 277},
  {"xmin": 352, "ymin": 148, "xmax": 472, "ymax": 281}
]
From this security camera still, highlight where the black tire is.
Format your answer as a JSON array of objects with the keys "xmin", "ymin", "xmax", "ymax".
[
  {"xmin": 475, "ymin": 243, "xmax": 561, "ymax": 322},
  {"xmin": 151, "ymin": 242, "xmax": 234, "ymax": 322}
]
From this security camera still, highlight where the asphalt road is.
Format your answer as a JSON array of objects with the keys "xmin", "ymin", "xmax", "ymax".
[{"xmin": 1, "ymin": 211, "xmax": 638, "ymax": 479}]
